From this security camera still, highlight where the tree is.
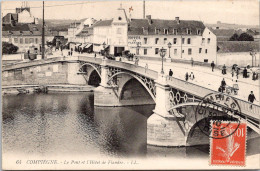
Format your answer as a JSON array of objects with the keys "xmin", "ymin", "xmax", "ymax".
[
  {"xmin": 238, "ymin": 33, "xmax": 254, "ymax": 41},
  {"xmin": 229, "ymin": 33, "xmax": 239, "ymax": 41},
  {"xmin": 2, "ymin": 42, "xmax": 19, "ymax": 54}
]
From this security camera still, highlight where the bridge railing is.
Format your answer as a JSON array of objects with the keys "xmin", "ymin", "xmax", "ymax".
[
  {"xmin": 166, "ymin": 76, "xmax": 260, "ymax": 120},
  {"xmin": 104, "ymin": 60, "xmax": 158, "ymax": 80},
  {"xmin": 77, "ymin": 56, "xmax": 102, "ymax": 64},
  {"xmin": 2, "ymin": 57, "xmax": 65, "ymax": 71}
]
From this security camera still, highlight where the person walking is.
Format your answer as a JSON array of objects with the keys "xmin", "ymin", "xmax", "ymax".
[
  {"xmin": 222, "ymin": 64, "xmax": 227, "ymax": 75},
  {"xmin": 236, "ymin": 68, "xmax": 240, "ymax": 80},
  {"xmin": 211, "ymin": 61, "xmax": 215, "ymax": 72},
  {"xmin": 221, "ymin": 78, "xmax": 226, "ymax": 92},
  {"xmin": 169, "ymin": 69, "xmax": 173, "ymax": 80},
  {"xmin": 248, "ymin": 91, "xmax": 256, "ymax": 109},
  {"xmin": 185, "ymin": 72, "xmax": 189, "ymax": 81},
  {"xmin": 243, "ymin": 67, "xmax": 247, "ymax": 78},
  {"xmin": 189, "ymin": 72, "xmax": 195, "ymax": 80}
]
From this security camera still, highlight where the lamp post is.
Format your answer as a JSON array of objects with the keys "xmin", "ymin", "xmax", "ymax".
[
  {"xmin": 160, "ymin": 47, "xmax": 166, "ymax": 74},
  {"xmin": 102, "ymin": 42, "xmax": 106, "ymax": 59},
  {"xmin": 136, "ymin": 42, "xmax": 141, "ymax": 55},
  {"xmin": 250, "ymin": 49, "xmax": 256, "ymax": 67},
  {"xmin": 167, "ymin": 42, "xmax": 172, "ymax": 58}
]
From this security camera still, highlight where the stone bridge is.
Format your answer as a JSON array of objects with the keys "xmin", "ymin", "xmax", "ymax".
[{"xmin": 2, "ymin": 56, "xmax": 260, "ymax": 146}]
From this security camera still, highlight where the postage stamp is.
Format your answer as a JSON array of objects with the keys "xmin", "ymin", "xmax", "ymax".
[{"xmin": 210, "ymin": 121, "xmax": 247, "ymax": 166}]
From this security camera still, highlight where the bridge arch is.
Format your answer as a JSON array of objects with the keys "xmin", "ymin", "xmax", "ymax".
[
  {"xmin": 107, "ymin": 71, "xmax": 156, "ymax": 102},
  {"xmin": 168, "ymin": 102, "xmax": 260, "ymax": 146},
  {"xmin": 79, "ymin": 62, "xmax": 101, "ymax": 78}
]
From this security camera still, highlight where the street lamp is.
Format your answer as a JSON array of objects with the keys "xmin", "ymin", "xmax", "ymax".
[
  {"xmin": 136, "ymin": 42, "xmax": 141, "ymax": 55},
  {"xmin": 250, "ymin": 49, "xmax": 256, "ymax": 67},
  {"xmin": 102, "ymin": 42, "xmax": 106, "ymax": 59},
  {"xmin": 168, "ymin": 42, "xmax": 172, "ymax": 58},
  {"xmin": 160, "ymin": 47, "xmax": 167, "ymax": 74}
]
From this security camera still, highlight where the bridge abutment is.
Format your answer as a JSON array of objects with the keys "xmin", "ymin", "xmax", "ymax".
[{"xmin": 147, "ymin": 74, "xmax": 187, "ymax": 147}]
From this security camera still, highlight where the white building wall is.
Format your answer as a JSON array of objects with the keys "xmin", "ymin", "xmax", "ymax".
[{"xmin": 128, "ymin": 27, "xmax": 217, "ymax": 63}]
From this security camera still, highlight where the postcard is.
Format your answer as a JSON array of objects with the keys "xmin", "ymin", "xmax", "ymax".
[{"xmin": 1, "ymin": 0, "xmax": 259, "ymax": 170}]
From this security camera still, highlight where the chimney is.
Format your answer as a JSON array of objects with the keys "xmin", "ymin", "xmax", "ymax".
[
  {"xmin": 146, "ymin": 15, "xmax": 151, "ymax": 24},
  {"xmin": 175, "ymin": 17, "xmax": 180, "ymax": 24}
]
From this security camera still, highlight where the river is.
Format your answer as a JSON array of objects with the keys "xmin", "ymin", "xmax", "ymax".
[{"xmin": 2, "ymin": 92, "xmax": 259, "ymax": 159}]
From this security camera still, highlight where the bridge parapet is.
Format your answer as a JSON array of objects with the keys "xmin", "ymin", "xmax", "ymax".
[{"xmin": 166, "ymin": 77, "xmax": 260, "ymax": 120}]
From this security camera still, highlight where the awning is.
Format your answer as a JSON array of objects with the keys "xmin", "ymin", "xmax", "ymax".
[
  {"xmin": 79, "ymin": 44, "xmax": 86, "ymax": 48},
  {"xmin": 84, "ymin": 44, "xmax": 93, "ymax": 49},
  {"xmin": 104, "ymin": 45, "xmax": 110, "ymax": 49}
]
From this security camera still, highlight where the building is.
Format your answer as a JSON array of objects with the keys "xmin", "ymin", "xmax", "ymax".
[
  {"xmin": 2, "ymin": 24, "xmax": 55, "ymax": 53},
  {"xmin": 92, "ymin": 7, "xmax": 217, "ymax": 63},
  {"xmin": 2, "ymin": 6, "xmax": 38, "ymax": 25},
  {"xmin": 67, "ymin": 18, "xmax": 96, "ymax": 42},
  {"xmin": 92, "ymin": 7, "xmax": 129, "ymax": 56}
]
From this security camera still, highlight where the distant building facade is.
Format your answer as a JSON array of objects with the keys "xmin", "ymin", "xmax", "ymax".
[{"xmin": 92, "ymin": 7, "xmax": 217, "ymax": 62}]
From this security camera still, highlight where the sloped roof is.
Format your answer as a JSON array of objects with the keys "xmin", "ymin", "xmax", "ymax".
[
  {"xmin": 93, "ymin": 20, "xmax": 113, "ymax": 27},
  {"xmin": 128, "ymin": 18, "xmax": 205, "ymax": 35},
  {"xmin": 210, "ymin": 29, "xmax": 242, "ymax": 37},
  {"xmin": 76, "ymin": 26, "xmax": 93, "ymax": 36},
  {"xmin": 2, "ymin": 23, "xmax": 31, "ymax": 31},
  {"xmin": 217, "ymin": 41, "xmax": 260, "ymax": 53}
]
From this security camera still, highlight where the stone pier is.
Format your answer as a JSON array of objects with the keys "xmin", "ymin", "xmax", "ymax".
[{"xmin": 147, "ymin": 73, "xmax": 187, "ymax": 147}]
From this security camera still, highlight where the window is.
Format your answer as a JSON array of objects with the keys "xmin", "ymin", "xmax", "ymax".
[
  {"xmin": 164, "ymin": 28, "xmax": 169, "ymax": 35},
  {"xmin": 207, "ymin": 38, "xmax": 211, "ymax": 43},
  {"xmin": 35, "ymin": 38, "xmax": 38, "ymax": 44},
  {"xmin": 182, "ymin": 50, "xmax": 184, "ymax": 53},
  {"xmin": 173, "ymin": 38, "xmax": 177, "ymax": 44},
  {"xmin": 118, "ymin": 17, "xmax": 122, "ymax": 20},
  {"xmin": 25, "ymin": 38, "xmax": 29, "ymax": 44},
  {"xmin": 144, "ymin": 49, "xmax": 147, "ymax": 55},
  {"xmin": 187, "ymin": 38, "xmax": 191, "ymax": 44},
  {"xmin": 182, "ymin": 38, "xmax": 185, "ymax": 44},
  {"xmin": 205, "ymin": 49, "xmax": 208, "ymax": 54},
  {"xmin": 202, "ymin": 38, "xmax": 205, "ymax": 43},
  {"xmin": 155, "ymin": 28, "xmax": 160, "ymax": 34},
  {"xmin": 155, "ymin": 38, "xmax": 159, "ymax": 44},
  {"xmin": 197, "ymin": 29, "xmax": 201, "ymax": 35},
  {"xmin": 173, "ymin": 29, "xmax": 178, "ymax": 35},
  {"xmin": 117, "ymin": 28, "xmax": 122, "ymax": 34},
  {"xmin": 20, "ymin": 38, "xmax": 23, "ymax": 44},
  {"xmin": 144, "ymin": 37, "xmax": 147, "ymax": 44},
  {"xmin": 188, "ymin": 48, "xmax": 192, "ymax": 55},
  {"xmin": 199, "ymin": 48, "xmax": 202, "ymax": 53},
  {"xmin": 14, "ymin": 38, "xmax": 18, "ymax": 43},
  {"xmin": 164, "ymin": 38, "xmax": 167, "ymax": 44},
  {"xmin": 174, "ymin": 49, "xmax": 177, "ymax": 55},
  {"xmin": 187, "ymin": 28, "xmax": 191, "ymax": 34},
  {"xmin": 29, "ymin": 38, "xmax": 34, "ymax": 43},
  {"xmin": 155, "ymin": 48, "xmax": 159, "ymax": 55}
]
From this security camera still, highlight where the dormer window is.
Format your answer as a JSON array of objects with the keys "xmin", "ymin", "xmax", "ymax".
[
  {"xmin": 164, "ymin": 28, "xmax": 169, "ymax": 35},
  {"xmin": 187, "ymin": 28, "xmax": 191, "ymax": 35},
  {"xmin": 155, "ymin": 28, "xmax": 160, "ymax": 34},
  {"xmin": 143, "ymin": 27, "xmax": 148, "ymax": 35},
  {"xmin": 173, "ymin": 29, "xmax": 178, "ymax": 35},
  {"xmin": 197, "ymin": 29, "xmax": 201, "ymax": 35}
]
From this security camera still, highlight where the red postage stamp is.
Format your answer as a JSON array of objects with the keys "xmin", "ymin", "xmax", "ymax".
[{"xmin": 210, "ymin": 121, "xmax": 247, "ymax": 166}]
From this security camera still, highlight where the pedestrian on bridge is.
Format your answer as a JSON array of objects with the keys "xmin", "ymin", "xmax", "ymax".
[
  {"xmin": 248, "ymin": 91, "xmax": 257, "ymax": 109},
  {"xmin": 169, "ymin": 69, "xmax": 173, "ymax": 80},
  {"xmin": 211, "ymin": 61, "xmax": 215, "ymax": 72},
  {"xmin": 185, "ymin": 72, "xmax": 189, "ymax": 81},
  {"xmin": 222, "ymin": 64, "xmax": 227, "ymax": 75},
  {"xmin": 189, "ymin": 72, "xmax": 195, "ymax": 80}
]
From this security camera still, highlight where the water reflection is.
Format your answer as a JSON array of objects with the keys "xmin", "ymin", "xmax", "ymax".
[{"xmin": 2, "ymin": 93, "xmax": 259, "ymax": 159}]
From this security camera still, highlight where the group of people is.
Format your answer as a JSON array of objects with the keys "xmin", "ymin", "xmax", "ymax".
[{"xmin": 185, "ymin": 72, "xmax": 195, "ymax": 81}]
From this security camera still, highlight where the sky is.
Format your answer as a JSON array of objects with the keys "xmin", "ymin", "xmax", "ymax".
[{"xmin": 1, "ymin": 0, "xmax": 259, "ymax": 26}]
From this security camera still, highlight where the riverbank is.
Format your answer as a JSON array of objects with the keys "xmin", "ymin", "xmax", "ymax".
[{"xmin": 2, "ymin": 84, "xmax": 95, "ymax": 95}]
